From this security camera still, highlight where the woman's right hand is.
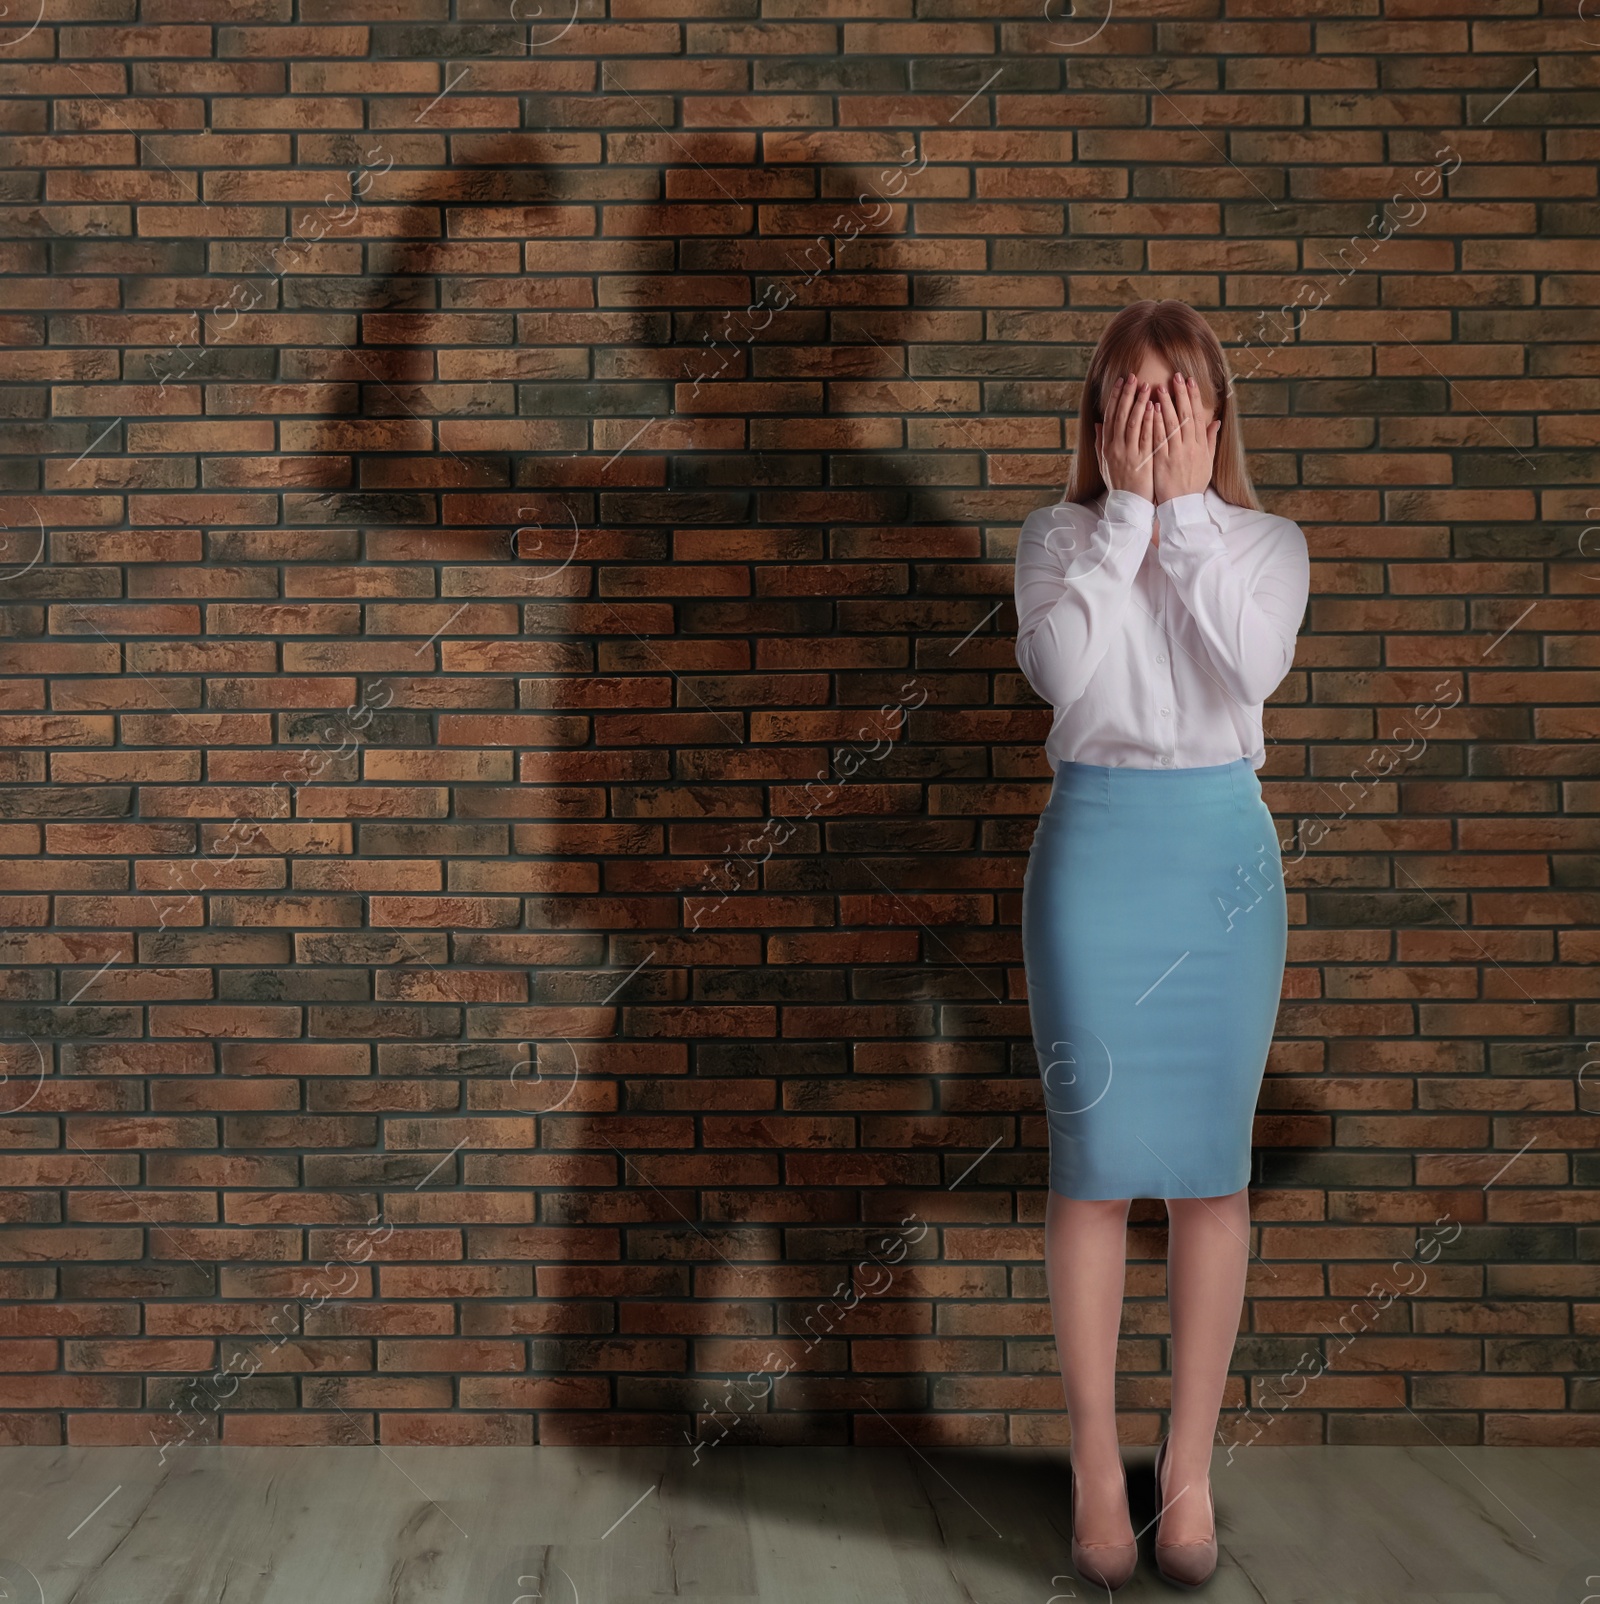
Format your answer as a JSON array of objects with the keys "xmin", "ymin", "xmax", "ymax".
[{"xmin": 1094, "ymin": 374, "xmax": 1154, "ymax": 504}]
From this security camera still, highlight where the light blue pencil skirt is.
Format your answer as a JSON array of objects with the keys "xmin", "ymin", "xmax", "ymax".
[{"xmin": 1021, "ymin": 757, "xmax": 1288, "ymax": 1201}]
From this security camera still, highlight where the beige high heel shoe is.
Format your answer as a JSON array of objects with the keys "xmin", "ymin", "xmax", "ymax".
[
  {"xmin": 1069, "ymin": 1454, "xmax": 1138, "ymax": 1591},
  {"xmin": 1153, "ymin": 1434, "xmax": 1218, "ymax": 1589}
]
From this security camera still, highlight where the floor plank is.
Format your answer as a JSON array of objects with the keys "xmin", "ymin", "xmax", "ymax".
[{"xmin": 0, "ymin": 1444, "xmax": 1593, "ymax": 1603}]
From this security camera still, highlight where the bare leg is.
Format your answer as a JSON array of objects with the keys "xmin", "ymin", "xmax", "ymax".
[
  {"xmin": 1161, "ymin": 1187, "xmax": 1251, "ymax": 1544},
  {"xmin": 1044, "ymin": 1188, "xmax": 1134, "ymax": 1547}
]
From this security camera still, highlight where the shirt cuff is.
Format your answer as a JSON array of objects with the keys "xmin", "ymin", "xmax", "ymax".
[
  {"xmin": 1156, "ymin": 492, "xmax": 1227, "ymax": 556},
  {"xmin": 1103, "ymin": 488, "xmax": 1155, "ymax": 525}
]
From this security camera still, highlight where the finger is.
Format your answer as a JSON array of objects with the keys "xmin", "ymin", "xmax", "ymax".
[
  {"xmin": 1111, "ymin": 373, "xmax": 1136, "ymax": 439},
  {"xmin": 1174, "ymin": 370, "xmax": 1195, "ymax": 433},
  {"xmin": 1126, "ymin": 380, "xmax": 1151, "ymax": 451},
  {"xmin": 1094, "ymin": 422, "xmax": 1107, "ymax": 478},
  {"xmin": 1154, "ymin": 404, "xmax": 1179, "ymax": 471},
  {"xmin": 1137, "ymin": 396, "xmax": 1154, "ymax": 464},
  {"xmin": 1114, "ymin": 376, "xmax": 1136, "ymax": 445},
  {"xmin": 1154, "ymin": 383, "xmax": 1180, "ymax": 452}
]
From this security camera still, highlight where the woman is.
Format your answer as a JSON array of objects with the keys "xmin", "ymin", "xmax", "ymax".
[{"xmin": 1014, "ymin": 301, "xmax": 1310, "ymax": 1591}]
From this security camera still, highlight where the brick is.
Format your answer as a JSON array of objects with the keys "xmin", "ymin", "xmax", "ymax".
[{"xmin": 1, "ymin": 14, "xmax": 1593, "ymax": 1453}]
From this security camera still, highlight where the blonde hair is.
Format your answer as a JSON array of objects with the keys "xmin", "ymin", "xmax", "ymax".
[{"xmin": 1064, "ymin": 300, "xmax": 1261, "ymax": 512}]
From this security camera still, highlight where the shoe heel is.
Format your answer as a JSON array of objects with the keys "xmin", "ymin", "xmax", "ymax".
[
  {"xmin": 1069, "ymin": 1456, "xmax": 1138, "ymax": 1592},
  {"xmin": 1153, "ymin": 1435, "xmax": 1218, "ymax": 1589}
]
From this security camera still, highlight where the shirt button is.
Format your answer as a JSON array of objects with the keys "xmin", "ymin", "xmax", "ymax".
[
  {"xmin": 1159, "ymin": 707, "xmax": 1171, "ymax": 716},
  {"xmin": 1156, "ymin": 654, "xmax": 1166, "ymax": 664},
  {"xmin": 1160, "ymin": 756, "xmax": 1173, "ymax": 767}
]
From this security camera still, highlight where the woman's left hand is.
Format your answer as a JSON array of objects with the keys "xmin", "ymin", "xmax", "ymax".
[{"xmin": 1152, "ymin": 373, "xmax": 1221, "ymax": 503}]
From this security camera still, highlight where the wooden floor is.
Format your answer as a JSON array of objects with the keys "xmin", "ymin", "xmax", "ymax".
[{"xmin": 0, "ymin": 1444, "xmax": 1594, "ymax": 1603}]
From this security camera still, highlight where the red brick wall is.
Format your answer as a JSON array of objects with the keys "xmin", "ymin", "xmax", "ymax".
[{"xmin": 1, "ymin": 5, "xmax": 1596, "ymax": 1450}]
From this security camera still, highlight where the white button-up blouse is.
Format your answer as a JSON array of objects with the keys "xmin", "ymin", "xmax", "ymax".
[{"xmin": 1013, "ymin": 486, "xmax": 1311, "ymax": 771}]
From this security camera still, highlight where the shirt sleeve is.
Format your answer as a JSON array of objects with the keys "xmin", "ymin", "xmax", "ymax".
[
  {"xmin": 1154, "ymin": 492, "xmax": 1310, "ymax": 706},
  {"xmin": 1014, "ymin": 489, "xmax": 1154, "ymax": 710}
]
